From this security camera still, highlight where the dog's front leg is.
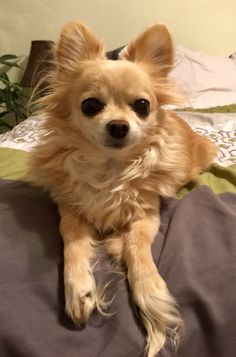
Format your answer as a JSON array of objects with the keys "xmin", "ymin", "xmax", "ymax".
[
  {"xmin": 125, "ymin": 215, "xmax": 183, "ymax": 356},
  {"xmin": 107, "ymin": 215, "xmax": 183, "ymax": 357},
  {"xmin": 59, "ymin": 207, "xmax": 102, "ymax": 326}
]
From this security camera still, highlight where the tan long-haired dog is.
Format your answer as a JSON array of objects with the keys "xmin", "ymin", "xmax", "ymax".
[{"xmin": 30, "ymin": 22, "xmax": 217, "ymax": 357}]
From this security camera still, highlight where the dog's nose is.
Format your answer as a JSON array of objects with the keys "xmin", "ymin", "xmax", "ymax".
[{"xmin": 106, "ymin": 120, "xmax": 129, "ymax": 139}]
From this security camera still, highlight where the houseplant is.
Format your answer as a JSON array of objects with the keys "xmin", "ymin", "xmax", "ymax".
[{"xmin": 0, "ymin": 54, "xmax": 27, "ymax": 132}]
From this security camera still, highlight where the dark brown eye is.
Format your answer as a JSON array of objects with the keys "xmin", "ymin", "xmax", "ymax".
[
  {"xmin": 81, "ymin": 98, "xmax": 104, "ymax": 117},
  {"xmin": 131, "ymin": 99, "xmax": 150, "ymax": 118}
]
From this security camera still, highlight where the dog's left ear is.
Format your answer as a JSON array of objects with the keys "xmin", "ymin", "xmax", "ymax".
[{"xmin": 121, "ymin": 24, "xmax": 174, "ymax": 77}]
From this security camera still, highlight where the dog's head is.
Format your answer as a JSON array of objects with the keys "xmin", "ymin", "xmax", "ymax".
[{"xmin": 46, "ymin": 22, "xmax": 178, "ymax": 155}]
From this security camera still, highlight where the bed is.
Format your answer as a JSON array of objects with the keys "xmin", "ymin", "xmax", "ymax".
[{"xmin": 0, "ymin": 45, "xmax": 235, "ymax": 357}]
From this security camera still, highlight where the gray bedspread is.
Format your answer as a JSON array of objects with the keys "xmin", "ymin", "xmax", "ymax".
[{"xmin": 0, "ymin": 179, "xmax": 236, "ymax": 357}]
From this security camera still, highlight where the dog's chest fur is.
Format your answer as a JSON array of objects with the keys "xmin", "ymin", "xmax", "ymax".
[{"xmin": 65, "ymin": 150, "xmax": 158, "ymax": 231}]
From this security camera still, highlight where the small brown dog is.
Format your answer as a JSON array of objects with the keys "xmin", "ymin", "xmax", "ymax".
[{"xmin": 30, "ymin": 22, "xmax": 217, "ymax": 356}]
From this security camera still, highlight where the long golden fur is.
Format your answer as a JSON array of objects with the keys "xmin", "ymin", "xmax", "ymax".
[{"xmin": 29, "ymin": 22, "xmax": 217, "ymax": 357}]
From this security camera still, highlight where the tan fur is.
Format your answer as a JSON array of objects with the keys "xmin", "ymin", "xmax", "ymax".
[{"xmin": 29, "ymin": 22, "xmax": 217, "ymax": 357}]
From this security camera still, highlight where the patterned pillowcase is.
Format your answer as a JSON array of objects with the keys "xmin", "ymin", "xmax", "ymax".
[{"xmin": 0, "ymin": 116, "xmax": 44, "ymax": 152}]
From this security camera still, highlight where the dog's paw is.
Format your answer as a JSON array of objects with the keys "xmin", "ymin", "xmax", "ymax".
[
  {"xmin": 130, "ymin": 271, "xmax": 183, "ymax": 357},
  {"xmin": 64, "ymin": 268, "xmax": 99, "ymax": 326}
]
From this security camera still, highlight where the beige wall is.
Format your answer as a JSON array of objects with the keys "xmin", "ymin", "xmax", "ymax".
[{"xmin": 1, "ymin": 0, "xmax": 235, "ymax": 57}]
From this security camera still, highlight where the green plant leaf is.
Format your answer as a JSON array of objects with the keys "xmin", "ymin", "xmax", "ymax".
[
  {"xmin": 6, "ymin": 100, "xmax": 26, "ymax": 118},
  {"xmin": 11, "ymin": 85, "xmax": 24, "ymax": 94},
  {"xmin": 0, "ymin": 72, "xmax": 10, "ymax": 82},
  {"xmin": 0, "ymin": 61, "xmax": 21, "ymax": 69},
  {"xmin": 0, "ymin": 55, "xmax": 28, "ymax": 127},
  {"xmin": 0, "ymin": 54, "xmax": 18, "ymax": 61},
  {"xmin": 0, "ymin": 54, "xmax": 22, "ymax": 69},
  {"xmin": 0, "ymin": 110, "xmax": 10, "ymax": 118},
  {"xmin": 12, "ymin": 83, "xmax": 24, "ymax": 91}
]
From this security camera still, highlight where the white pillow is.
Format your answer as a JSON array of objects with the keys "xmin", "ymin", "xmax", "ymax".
[{"xmin": 170, "ymin": 46, "xmax": 236, "ymax": 109}]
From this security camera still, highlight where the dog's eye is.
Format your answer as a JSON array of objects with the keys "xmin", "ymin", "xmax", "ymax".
[
  {"xmin": 81, "ymin": 98, "xmax": 104, "ymax": 117},
  {"xmin": 131, "ymin": 99, "xmax": 150, "ymax": 118}
]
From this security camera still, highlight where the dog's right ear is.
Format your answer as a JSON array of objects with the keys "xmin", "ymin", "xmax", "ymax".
[{"xmin": 55, "ymin": 21, "xmax": 105, "ymax": 73}]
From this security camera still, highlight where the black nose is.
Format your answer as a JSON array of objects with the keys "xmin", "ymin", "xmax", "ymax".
[{"xmin": 106, "ymin": 120, "xmax": 129, "ymax": 139}]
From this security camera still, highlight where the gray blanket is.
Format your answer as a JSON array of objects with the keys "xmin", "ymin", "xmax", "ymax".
[{"xmin": 0, "ymin": 179, "xmax": 235, "ymax": 357}]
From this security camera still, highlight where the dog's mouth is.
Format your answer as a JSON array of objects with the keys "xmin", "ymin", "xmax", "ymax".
[{"xmin": 104, "ymin": 138, "xmax": 128, "ymax": 149}]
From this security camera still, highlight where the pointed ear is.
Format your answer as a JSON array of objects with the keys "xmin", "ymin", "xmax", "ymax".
[
  {"xmin": 121, "ymin": 24, "xmax": 174, "ymax": 77},
  {"xmin": 55, "ymin": 21, "xmax": 105, "ymax": 72}
]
